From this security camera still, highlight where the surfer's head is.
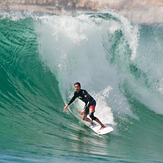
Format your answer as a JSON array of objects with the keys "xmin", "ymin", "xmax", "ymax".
[{"xmin": 74, "ymin": 82, "xmax": 81, "ymax": 92}]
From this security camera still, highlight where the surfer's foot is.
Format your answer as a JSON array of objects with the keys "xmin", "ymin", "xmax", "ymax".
[
  {"xmin": 89, "ymin": 122, "xmax": 95, "ymax": 127},
  {"xmin": 99, "ymin": 125, "xmax": 105, "ymax": 130}
]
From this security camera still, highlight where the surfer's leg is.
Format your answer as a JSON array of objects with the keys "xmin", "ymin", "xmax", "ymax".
[
  {"xmin": 94, "ymin": 118, "xmax": 105, "ymax": 130},
  {"xmin": 82, "ymin": 114, "xmax": 93, "ymax": 124},
  {"xmin": 82, "ymin": 107, "xmax": 94, "ymax": 125},
  {"xmin": 89, "ymin": 108, "xmax": 105, "ymax": 130}
]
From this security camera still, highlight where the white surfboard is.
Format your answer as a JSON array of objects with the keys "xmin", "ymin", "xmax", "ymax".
[{"xmin": 90, "ymin": 123, "xmax": 114, "ymax": 135}]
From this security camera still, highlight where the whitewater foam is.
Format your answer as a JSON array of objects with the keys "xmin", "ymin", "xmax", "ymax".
[{"xmin": 35, "ymin": 12, "xmax": 140, "ymax": 124}]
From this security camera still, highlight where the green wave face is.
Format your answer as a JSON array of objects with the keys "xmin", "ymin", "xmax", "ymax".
[{"xmin": 0, "ymin": 12, "xmax": 163, "ymax": 163}]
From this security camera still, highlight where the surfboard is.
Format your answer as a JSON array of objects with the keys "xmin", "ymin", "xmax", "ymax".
[{"xmin": 90, "ymin": 123, "xmax": 114, "ymax": 135}]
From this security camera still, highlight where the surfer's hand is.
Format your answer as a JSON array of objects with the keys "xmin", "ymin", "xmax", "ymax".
[
  {"xmin": 64, "ymin": 104, "xmax": 68, "ymax": 112},
  {"xmin": 80, "ymin": 110, "xmax": 85, "ymax": 115}
]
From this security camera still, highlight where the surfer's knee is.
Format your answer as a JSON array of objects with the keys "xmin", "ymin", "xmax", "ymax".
[
  {"xmin": 82, "ymin": 114, "xmax": 86, "ymax": 120},
  {"xmin": 89, "ymin": 112, "xmax": 97, "ymax": 121}
]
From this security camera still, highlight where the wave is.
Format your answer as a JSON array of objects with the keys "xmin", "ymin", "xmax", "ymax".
[{"xmin": 0, "ymin": 11, "xmax": 163, "ymax": 162}]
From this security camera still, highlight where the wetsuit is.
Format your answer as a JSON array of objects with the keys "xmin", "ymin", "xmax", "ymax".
[{"xmin": 68, "ymin": 89, "xmax": 96, "ymax": 116}]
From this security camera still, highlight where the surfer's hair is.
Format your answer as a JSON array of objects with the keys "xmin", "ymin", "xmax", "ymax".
[{"xmin": 74, "ymin": 82, "xmax": 81, "ymax": 87}]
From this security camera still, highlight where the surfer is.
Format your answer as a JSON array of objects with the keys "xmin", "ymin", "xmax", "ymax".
[{"xmin": 64, "ymin": 82, "xmax": 105, "ymax": 130}]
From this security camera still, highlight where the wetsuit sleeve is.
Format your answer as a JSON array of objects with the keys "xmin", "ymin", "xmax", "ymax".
[{"xmin": 67, "ymin": 92, "xmax": 77, "ymax": 105}]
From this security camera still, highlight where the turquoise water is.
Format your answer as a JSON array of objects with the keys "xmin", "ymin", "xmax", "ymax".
[{"xmin": 0, "ymin": 12, "xmax": 163, "ymax": 162}]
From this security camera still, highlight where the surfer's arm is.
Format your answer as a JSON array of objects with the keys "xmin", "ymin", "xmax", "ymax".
[
  {"xmin": 64, "ymin": 93, "xmax": 77, "ymax": 111},
  {"xmin": 67, "ymin": 94, "xmax": 77, "ymax": 106}
]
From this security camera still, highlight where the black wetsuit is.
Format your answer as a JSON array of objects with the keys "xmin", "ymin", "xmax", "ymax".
[
  {"xmin": 68, "ymin": 89, "xmax": 94, "ymax": 106},
  {"xmin": 68, "ymin": 89, "xmax": 97, "ymax": 120}
]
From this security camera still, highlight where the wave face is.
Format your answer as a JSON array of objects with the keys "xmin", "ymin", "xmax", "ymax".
[{"xmin": 0, "ymin": 12, "xmax": 163, "ymax": 162}]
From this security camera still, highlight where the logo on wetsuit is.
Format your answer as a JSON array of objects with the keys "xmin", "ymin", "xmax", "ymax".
[
  {"xmin": 79, "ymin": 91, "xmax": 87, "ymax": 100},
  {"xmin": 78, "ymin": 96, "xmax": 82, "ymax": 99}
]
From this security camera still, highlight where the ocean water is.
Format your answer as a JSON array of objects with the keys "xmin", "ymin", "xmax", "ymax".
[{"xmin": 0, "ymin": 11, "xmax": 163, "ymax": 162}]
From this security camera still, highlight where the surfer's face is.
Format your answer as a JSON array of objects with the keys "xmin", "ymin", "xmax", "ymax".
[{"xmin": 74, "ymin": 84, "xmax": 81, "ymax": 92}]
